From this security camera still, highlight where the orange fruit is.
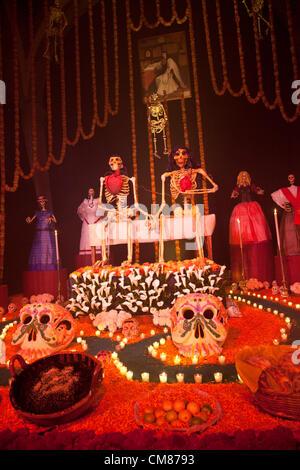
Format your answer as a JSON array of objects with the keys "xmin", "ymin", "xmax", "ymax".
[
  {"xmin": 154, "ymin": 408, "xmax": 166, "ymax": 419},
  {"xmin": 178, "ymin": 409, "xmax": 192, "ymax": 423},
  {"xmin": 171, "ymin": 419, "xmax": 184, "ymax": 428},
  {"xmin": 190, "ymin": 416, "xmax": 204, "ymax": 426},
  {"xmin": 156, "ymin": 415, "xmax": 167, "ymax": 426},
  {"xmin": 143, "ymin": 412, "xmax": 155, "ymax": 423},
  {"xmin": 173, "ymin": 399, "xmax": 186, "ymax": 412},
  {"xmin": 165, "ymin": 409, "xmax": 178, "ymax": 423},
  {"xmin": 186, "ymin": 401, "xmax": 200, "ymax": 416},
  {"xmin": 195, "ymin": 410, "xmax": 208, "ymax": 422},
  {"xmin": 144, "ymin": 406, "xmax": 154, "ymax": 414},
  {"xmin": 162, "ymin": 399, "xmax": 173, "ymax": 412}
]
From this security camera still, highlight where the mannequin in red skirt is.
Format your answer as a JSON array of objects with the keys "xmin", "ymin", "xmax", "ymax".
[{"xmin": 229, "ymin": 171, "xmax": 274, "ymax": 283}]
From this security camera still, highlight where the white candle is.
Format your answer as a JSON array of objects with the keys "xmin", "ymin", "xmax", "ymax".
[
  {"xmin": 123, "ymin": 338, "xmax": 128, "ymax": 344},
  {"xmin": 174, "ymin": 355, "xmax": 181, "ymax": 365},
  {"xmin": 120, "ymin": 366, "xmax": 128, "ymax": 375},
  {"xmin": 285, "ymin": 317, "xmax": 291, "ymax": 324},
  {"xmin": 108, "ymin": 332, "xmax": 113, "ymax": 338},
  {"xmin": 192, "ymin": 355, "xmax": 198, "ymax": 365},
  {"xmin": 176, "ymin": 373, "xmax": 184, "ymax": 383},
  {"xmin": 153, "ymin": 341, "xmax": 159, "ymax": 349},
  {"xmin": 163, "ymin": 327, "xmax": 168, "ymax": 333},
  {"xmin": 116, "ymin": 335, "xmax": 121, "ymax": 341},
  {"xmin": 214, "ymin": 372, "xmax": 223, "ymax": 383},
  {"xmin": 274, "ymin": 209, "xmax": 281, "ymax": 249},
  {"xmin": 119, "ymin": 341, "xmax": 125, "ymax": 349},
  {"xmin": 111, "ymin": 352, "xmax": 118, "ymax": 359},
  {"xmin": 280, "ymin": 328, "xmax": 286, "ymax": 334},
  {"xmin": 140, "ymin": 333, "xmax": 145, "ymax": 339},
  {"xmin": 141, "ymin": 372, "xmax": 149, "ymax": 382},
  {"xmin": 281, "ymin": 333, "xmax": 287, "ymax": 341},
  {"xmin": 194, "ymin": 374, "xmax": 202, "ymax": 383},
  {"xmin": 160, "ymin": 352, "xmax": 166, "ymax": 361},
  {"xmin": 218, "ymin": 355, "xmax": 226, "ymax": 365},
  {"xmin": 151, "ymin": 350, "xmax": 158, "ymax": 358},
  {"xmin": 95, "ymin": 330, "xmax": 101, "ymax": 336},
  {"xmin": 159, "ymin": 372, "xmax": 167, "ymax": 383},
  {"xmin": 148, "ymin": 345, "xmax": 154, "ymax": 354},
  {"xmin": 273, "ymin": 339, "xmax": 279, "ymax": 345},
  {"xmin": 150, "ymin": 329, "xmax": 155, "ymax": 336},
  {"xmin": 159, "ymin": 338, "xmax": 166, "ymax": 345},
  {"xmin": 126, "ymin": 370, "xmax": 133, "ymax": 381}
]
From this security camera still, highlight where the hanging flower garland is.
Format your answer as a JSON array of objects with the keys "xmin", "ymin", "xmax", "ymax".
[
  {"xmin": 0, "ymin": 18, "xmax": 6, "ymax": 283},
  {"xmin": 202, "ymin": 0, "xmax": 300, "ymax": 122}
]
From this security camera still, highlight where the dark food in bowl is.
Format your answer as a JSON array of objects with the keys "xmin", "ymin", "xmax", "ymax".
[{"xmin": 10, "ymin": 353, "xmax": 103, "ymax": 417}]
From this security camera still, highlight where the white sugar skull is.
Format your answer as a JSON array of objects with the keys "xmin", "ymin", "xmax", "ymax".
[
  {"xmin": 170, "ymin": 294, "xmax": 228, "ymax": 358},
  {"xmin": 122, "ymin": 318, "xmax": 139, "ymax": 339},
  {"xmin": 11, "ymin": 303, "xmax": 76, "ymax": 363}
]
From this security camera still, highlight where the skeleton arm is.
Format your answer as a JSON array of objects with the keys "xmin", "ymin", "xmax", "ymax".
[{"xmin": 195, "ymin": 168, "xmax": 218, "ymax": 193}]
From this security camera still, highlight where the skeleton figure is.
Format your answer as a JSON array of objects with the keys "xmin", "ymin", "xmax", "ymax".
[
  {"xmin": 147, "ymin": 93, "xmax": 168, "ymax": 158},
  {"xmin": 158, "ymin": 146, "xmax": 218, "ymax": 261},
  {"xmin": 242, "ymin": 0, "xmax": 270, "ymax": 39},
  {"xmin": 11, "ymin": 303, "xmax": 75, "ymax": 363},
  {"xmin": 170, "ymin": 293, "xmax": 228, "ymax": 358},
  {"xmin": 43, "ymin": 0, "xmax": 68, "ymax": 62},
  {"xmin": 92, "ymin": 155, "xmax": 147, "ymax": 267}
]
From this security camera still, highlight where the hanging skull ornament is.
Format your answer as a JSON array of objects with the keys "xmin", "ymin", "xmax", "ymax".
[
  {"xmin": 170, "ymin": 294, "xmax": 228, "ymax": 358},
  {"xmin": 11, "ymin": 303, "xmax": 76, "ymax": 363}
]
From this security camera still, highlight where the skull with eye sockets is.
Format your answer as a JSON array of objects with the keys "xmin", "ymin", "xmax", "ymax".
[
  {"xmin": 170, "ymin": 294, "xmax": 228, "ymax": 358},
  {"xmin": 11, "ymin": 303, "xmax": 75, "ymax": 363}
]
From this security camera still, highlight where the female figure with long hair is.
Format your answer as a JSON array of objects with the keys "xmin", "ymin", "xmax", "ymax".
[{"xmin": 229, "ymin": 171, "xmax": 273, "ymax": 282}]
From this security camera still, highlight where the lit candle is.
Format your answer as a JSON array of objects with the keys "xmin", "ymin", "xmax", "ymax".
[
  {"xmin": 151, "ymin": 350, "xmax": 158, "ymax": 358},
  {"xmin": 163, "ymin": 327, "xmax": 168, "ymax": 333},
  {"xmin": 194, "ymin": 374, "xmax": 202, "ymax": 383},
  {"xmin": 153, "ymin": 342, "xmax": 159, "ymax": 349},
  {"xmin": 123, "ymin": 338, "xmax": 128, "ymax": 344},
  {"xmin": 280, "ymin": 328, "xmax": 286, "ymax": 334},
  {"xmin": 279, "ymin": 313, "xmax": 284, "ymax": 318},
  {"xmin": 148, "ymin": 345, "xmax": 154, "ymax": 354},
  {"xmin": 95, "ymin": 330, "xmax": 101, "ymax": 337},
  {"xmin": 141, "ymin": 372, "xmax": 149, "ymax": 383},
  {"xmin": 192, "ymin": 355, "xmax": 198, "ymax": 365},
  {"xmin": 120, "ymin": 366, "xmax": 128, "ymax": 375},
  {"xmin": 273, "ymin": 339, "xmax": 279, "ymax": 345},
  {"xmin": 79, "ymin": 330, "xmax": 84, "ymax": 336},
  {"xmin": 140, "ymin": 333, "xmax": 145, "ymax": 339},
  {"xmin": 111, "ymin": 352, "xmax": 118, "ymax": 359},
  {"xmin": 159, "ymin": 338, "xmax": 166, "ymax": 345},
  {"xmin": 108, "ymin": 332, "xmax": 113, "ymax": 338},
  {"xmin": 214, "ymin": 372, "xmax": 223, "ymax": 383},
  {"xmin": 159, "ymin": 372, "xmax": 167, "ymax": 383},
  {"xmin": 150, "ymin": 329, "xmax": 155, "ymax": 336},
  {"xmin": 116, "ymin": 335, "xmax": 121, "ymax": 341},
  {"xmin": 273, "ymin": 310, "xmax": 278, "ymax": 315},
  {"xmin": 176, "ymin": 373, "xmax": 184, "ymax": 383},
  {"xmin": 126, "ymin": 370, "xmax": 133, "ymax": 381},
  {"xmin": 281, "ymin": 333, "xmax": 287, "ymax": 341},
  {"xmin": 174, "ymin": 355, "xmax": 181, "ymax": 365},
  {"xmin": 218, "ymin": 355, "xmax": 226, "ymax": 365},
  {"xmin": 119, "ymin": 341, "xmax": 125, "ymax": 349},
  {"xmin": 160, "ymin": 352, "xmax": 167, "ymax": 361},
  {"xmin": 285, "ymin": 317, "xmax": 291, "ymax": 324}
]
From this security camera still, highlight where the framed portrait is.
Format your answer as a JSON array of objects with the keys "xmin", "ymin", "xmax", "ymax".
[{"xmin": 138, "ymin": 31, "xmax": 192, "ymax": 102}]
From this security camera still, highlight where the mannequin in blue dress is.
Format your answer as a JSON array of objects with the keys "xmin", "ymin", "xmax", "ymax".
[{"xmin": 26, "ymin": 195, "xmax": 57, "ymax": 271}]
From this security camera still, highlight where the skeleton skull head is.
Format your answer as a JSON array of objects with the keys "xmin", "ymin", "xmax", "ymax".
[
  {"xmin": 170, "ymin": 294, "xmax": 228, "ymax": 358},
  {"xmin": 109, "ymin": 155, "xmax": 123, "ymax": 172},
  {"xmin": 122, "ymin": 318, "xmax": 140, "ymax": 339},
  {"xmin": 11, "ymin": 303, "xmax": 75, "ymax": 363}
]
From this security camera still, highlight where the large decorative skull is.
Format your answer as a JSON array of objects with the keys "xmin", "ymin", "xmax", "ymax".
[
  {"xmin": 11, "ymin": 303, "xmax": 76, "ymax": 363},
  {"xmin": 170, "ymin": 294, "xmax": 228, "ymax": 358},
  {"xmin": 122, "ymin": 318, "xmax": 140, "ymax": 339}
]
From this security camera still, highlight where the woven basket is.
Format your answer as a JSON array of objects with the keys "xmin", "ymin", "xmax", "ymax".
[
  {"xmin": 9, "ymin": 352, "xmax": 105, "ymax": 426},
  {"xmin": 254, "ymin": 389, "xmax": 300, "ymax": 421}
]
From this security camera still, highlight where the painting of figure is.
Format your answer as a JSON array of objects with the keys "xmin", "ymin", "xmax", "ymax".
[{"xmin": 138, "ymin": 31, "xmax": 192, "ymax": 102}]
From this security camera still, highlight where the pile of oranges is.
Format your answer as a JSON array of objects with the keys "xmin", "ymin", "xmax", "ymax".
[{"xmin": 142, "ymin": 398, "xmax": 213, "ymax": 428}]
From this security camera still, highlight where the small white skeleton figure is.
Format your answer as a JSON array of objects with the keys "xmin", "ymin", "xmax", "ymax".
[
  {"xmin": 157, "ymin": 146, "xmax": 218, "ymax": 262},
  {"xmin": 92, "ymin": 155, "xmax": 148, "ymax": 267}
]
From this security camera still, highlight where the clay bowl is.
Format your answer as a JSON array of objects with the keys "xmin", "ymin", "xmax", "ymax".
[{"xmin": 9, "ymin": 352, "xmax": 105, "ymax": 426}]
